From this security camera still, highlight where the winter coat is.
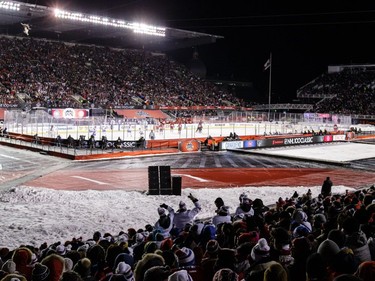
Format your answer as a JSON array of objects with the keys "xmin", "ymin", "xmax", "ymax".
[
  {"xmin": 155, "ymin": 207, "xmax": 175, "ymax": 238},
  {"xmin": 173, "ymin": 201, "xmax": 201, "ymax": 231},
  {"xmin": 345, "ymin": 231, "xmax": 372, "ymax": 262}
]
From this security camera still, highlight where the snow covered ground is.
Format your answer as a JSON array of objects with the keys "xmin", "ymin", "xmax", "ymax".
[{"xmin": 0, "ymin": 142, "xmax": 374, "ymax": 249}]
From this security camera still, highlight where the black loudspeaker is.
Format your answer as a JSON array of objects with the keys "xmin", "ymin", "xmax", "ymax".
[
  {"xmin": 172, "ymin": 176, "xmax": 182, "ymax": 195},
  {"xmin": 159, "ymin": 166, "xmax": 171, "ymax": 195},
  {"xmin": 148, "ymin": 166, "xmax": 159, "ymax": 195}
]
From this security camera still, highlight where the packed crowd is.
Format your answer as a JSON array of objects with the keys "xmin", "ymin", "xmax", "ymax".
[
  {"xmin": 1, "ymin": 179, "xmax": 375, "ymax": 281},
  {"xmin": 300, "ymin": 68, "xmax": 375, "ymax": 115},
  {"xmin": 0, "ymin": 35, "xmax": 248, "ymax": 111}
]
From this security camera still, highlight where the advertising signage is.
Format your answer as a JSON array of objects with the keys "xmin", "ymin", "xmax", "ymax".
[{"xmin": 256, "ymin": 135, "xmax": 332, "ymax": 148}]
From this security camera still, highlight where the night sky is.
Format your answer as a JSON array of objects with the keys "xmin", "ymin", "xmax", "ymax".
[{"xmin": 20, "ymin": 1, "xmax": 375, "ymax": 103}]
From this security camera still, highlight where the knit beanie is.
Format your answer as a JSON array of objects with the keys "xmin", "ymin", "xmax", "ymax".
[
  {"xmin": 205, "ymin": 240, "xmax": 220, "ymax": 254},
  {"xmin": 175, "ymin": 247, "xmax": 195, "ymax": 267},
  {"xmin": 212, "ymin": 268, "xmax": 238, "ymax": 281},
  {"xmin": 64, "ymin": 258, "xmax": 73, "ymax": 271},
  {"xmin": 158, "ymin": 207, "xmax": 166, "ymax": 216},
  {"xmin": 115, "ymin": 262, "xmax": 134, "ymax": 281},
  {"xmin": 306, "ymin": 253, "xmax": 327, "ymax": 280},
  {"xmin": 317, "ymin": 239, "xmax": 340, "ymax": 265},
  {"xmin": 1, "ymin": 260, "xmax": 16, "ymax": 274},
  {"xmin": 263, "ymin": 262, "xmax": 288, "ymax": 281},
  {"xmin": 32, "ymin": 263, "xmax": 50, "ymax": 281},
  {"xmin": 73, "ymin": 258, "xmax": 91, "ymax": 278},
  {"xmin": 250, "ymin": 238, "xmax": 270, "ymax": 262},
  {"xmin": 167, "ymin": 269, "xmax": 193, "ymax": 281},
  {"xmin": 356, "ymin": 261, "xmax": 375, "ymax": 281},
  {"xmin": 114, "ymin": 253, "xmax": 134, "ymax": 270}
]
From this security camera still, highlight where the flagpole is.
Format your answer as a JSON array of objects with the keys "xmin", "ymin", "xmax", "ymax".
[{"xmin": 268, "ymin": 52, "xmax": 272, "ymax": 121}]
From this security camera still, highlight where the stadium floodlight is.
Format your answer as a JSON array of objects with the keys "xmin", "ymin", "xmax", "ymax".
[
  {"xmin": 0, "ymin": 1, "xmax": 20, "ymax": 11},
  {"xmin": 54, "ymin": 8, "xmax": 165, "ymax": 37}
]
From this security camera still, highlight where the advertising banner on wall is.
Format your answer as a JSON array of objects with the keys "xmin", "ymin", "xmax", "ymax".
[
  {"xmin": 51, "ymin": 108, "xmax": 89, "ymax": 119},
  {"xmin": 219, "ymin": 140, "xmax": 244, "ymax": 150},
  {"xmin": 256, "ymin": 135, "xmax": 328, "ymax": 148}
]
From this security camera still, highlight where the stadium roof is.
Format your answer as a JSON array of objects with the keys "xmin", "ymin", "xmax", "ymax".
[{"xmin": 0, "ymin": 1, "xmax": 223, "ymax": 52}]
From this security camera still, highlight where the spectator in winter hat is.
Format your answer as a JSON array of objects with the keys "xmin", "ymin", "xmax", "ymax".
[
  {"xmin": 62, "ymin": 258, "xmax": 73, "ymax": 272},
  {"xmin": 201, "ymin": 241, "xmax": 219, "ymax": 280},
  {"xmin": 174, "ymin": 247, "xmax": 195, "ymax": 267},
  {"xmin": 143, "ymin": 266, "xmax": 170, "ymax": 281},
  {"xmin": 114, "ymin": 253, "xmax": 134, "ymax": 271},
  {"xmin": 252, "ymin": 198, "xmax": 269, "ymax": 213},
  {"xmin": 12, "ymin": 247, "xmax": 34, "ymax": 281},
  {"xmin": 161, "ymin": 250, "xmax": 179, "ymax": 269},
  {"xmin": 212, "ymin": 206, "xmax": 232, "ymax": 227},
  {"xmin": 134, "ymin": 253, "xmax": 164, "ymax": 281},
  {"xmin": 312, "ymin": 213, "xmax": 327, "ymax": 238},
  {"xmin": 160, "ymin": 238, "xmax": 173, "ymax": 252},
  {"xmin": 212, "ymin": 268, "xmax": 238, "ymax": 281},
  {"xmin": 327, "ymin": 229, "xmax": 346, "ymax": 249},
  {"xmin": 86, "ymin": 244, "xmax": 106, "ymax": 278},
  {"xmin": 270, "ymin": 227, "xmax": 294, "ymax": 267},
  {"xmin": 234, "ymin": 242, "xmax": 252, "ymax": 274},
  {"xmin": 167, "ymin": 269, "xmax": 193, "ymax": 281},
  {"xmin": 93, "ymin": 231, "xmax": 102, "ymax": 243},
  {"xmin": 342, "ymin": 216, "xmax": 372, "ymax": 263},
  {"xmin": 172, "ymin": 193, "xmax": 201, "ymax": 234},
  {"xmin": 199, "ymin": 222, "xmax": 217, "ymax": 249},
  {"xmin": 143, "ymin": 242, "xmax": 158, "ymax": 255},
  {"xmin": 214, "ymin": 197, "xmax": 225, "ymax": 213},
  {"xmin": 55, "ymin": 245, "xmax": 66, "ymax": 257},
  {"xmin": 31, "ymin": 263, "xmax": 50, "ymax": 281},
  {"xmin": 73, "ymin": 258, "xmax": 91, "ymax": 280},
  {"xmin": 234, "ymin": 194, "xmax": 254, "ymax": 220},
  {"xmin": 1, "ymin": 260, "xmax": 16, "ymax": 274},
  {"xmin": 317, "ymin": 239, "xmax": 340, "ymax": 265},
  {"xmin": 203, "ymin": 239, "xmax": 220, "ymax": 257},
  {"xmin": 237, "ymin": 230, "xmax": 259, "ymax": 246},
  {"xmin": 292, "ymin": 224, "xmax": 311, "ymax": 238},
  {"xmin": 330, "ymin": 247, "xmax": 360, "ymax": 278},
  {"xmin": 355, "ymin": 261, "xmax": 375, "ymax": 281},
  {"xmin": 112, "ymin": 262, "xmax": 134, "ymax": 281},
  {"xmin": 106, "ymin": 244, "xmax": 124, "ymax": 270},
  {"xmin": 41, "ymin": 253, "xmax": 66, "ymax": 281},
  {"xmin": 288, "ymin": 237, "xmax": 312, "ymax": 281},
  {"xmin": 155, "ymin": 204, "xmax": 175, "ymax": 239},
  {"xmin": 263, "ymin": 262, "xmax": 288, "ymax": 281},
  {"xmin": 306, "ymin": 253, "xmax": 328, "ymax": 281},
  {"xmin": 291, "ymin": 209, "xmax": 312, "ymax": 232},
  {"xmin": 250, "ymin": 238, "xmax": 270, "ymax": 263},
  {"xmin": 214, "ymin": 248, "xmax": 236, "ymax": 272},
  {"xmin": 132, "ymin": 234, "xmax": 146, "ymax": 264}
]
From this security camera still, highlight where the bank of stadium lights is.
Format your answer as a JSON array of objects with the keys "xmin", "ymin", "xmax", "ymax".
[
  {"xmin": 0, "ymin": 1, "xmax": 20, "ymax": 11},
  {"xmin": 54, "ymin": 9, "xmax": 165, "ymax": 37}
]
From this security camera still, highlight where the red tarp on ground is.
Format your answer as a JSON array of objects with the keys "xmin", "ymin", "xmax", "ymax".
[{"xmin": 115, "ymin": 109, "xmax": 169, "ymax": 119}]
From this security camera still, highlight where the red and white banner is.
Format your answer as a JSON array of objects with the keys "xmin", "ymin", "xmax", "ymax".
[{"xmin": 51, "ymin": 108, "xmax": 89, "ymax": 119}]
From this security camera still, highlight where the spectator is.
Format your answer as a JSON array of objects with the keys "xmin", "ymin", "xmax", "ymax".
[
  {"xmin": 155, "ymin": 205, "xmax": 175, "ymax": 239},
  {"xmin": 172, "ymin": 193, "xmax": 201, "ymax": 234},
  {"xmin": 321, "ymin": 177, "xmax": 333, "ymax": 198}
]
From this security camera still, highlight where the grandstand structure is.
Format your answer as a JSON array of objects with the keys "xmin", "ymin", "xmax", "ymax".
[
  {"xmin": 1, "ymin": 1, "xmax": 375, "ymax": 144},
  {"xmin": 0, "ymin": 0, "xmax": 222, "ymax": 51}
]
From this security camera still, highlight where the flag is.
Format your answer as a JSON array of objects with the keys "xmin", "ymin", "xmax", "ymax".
[{"xmin": 263, "ymin": 58, "xmax": 271, "ymax": 71}]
